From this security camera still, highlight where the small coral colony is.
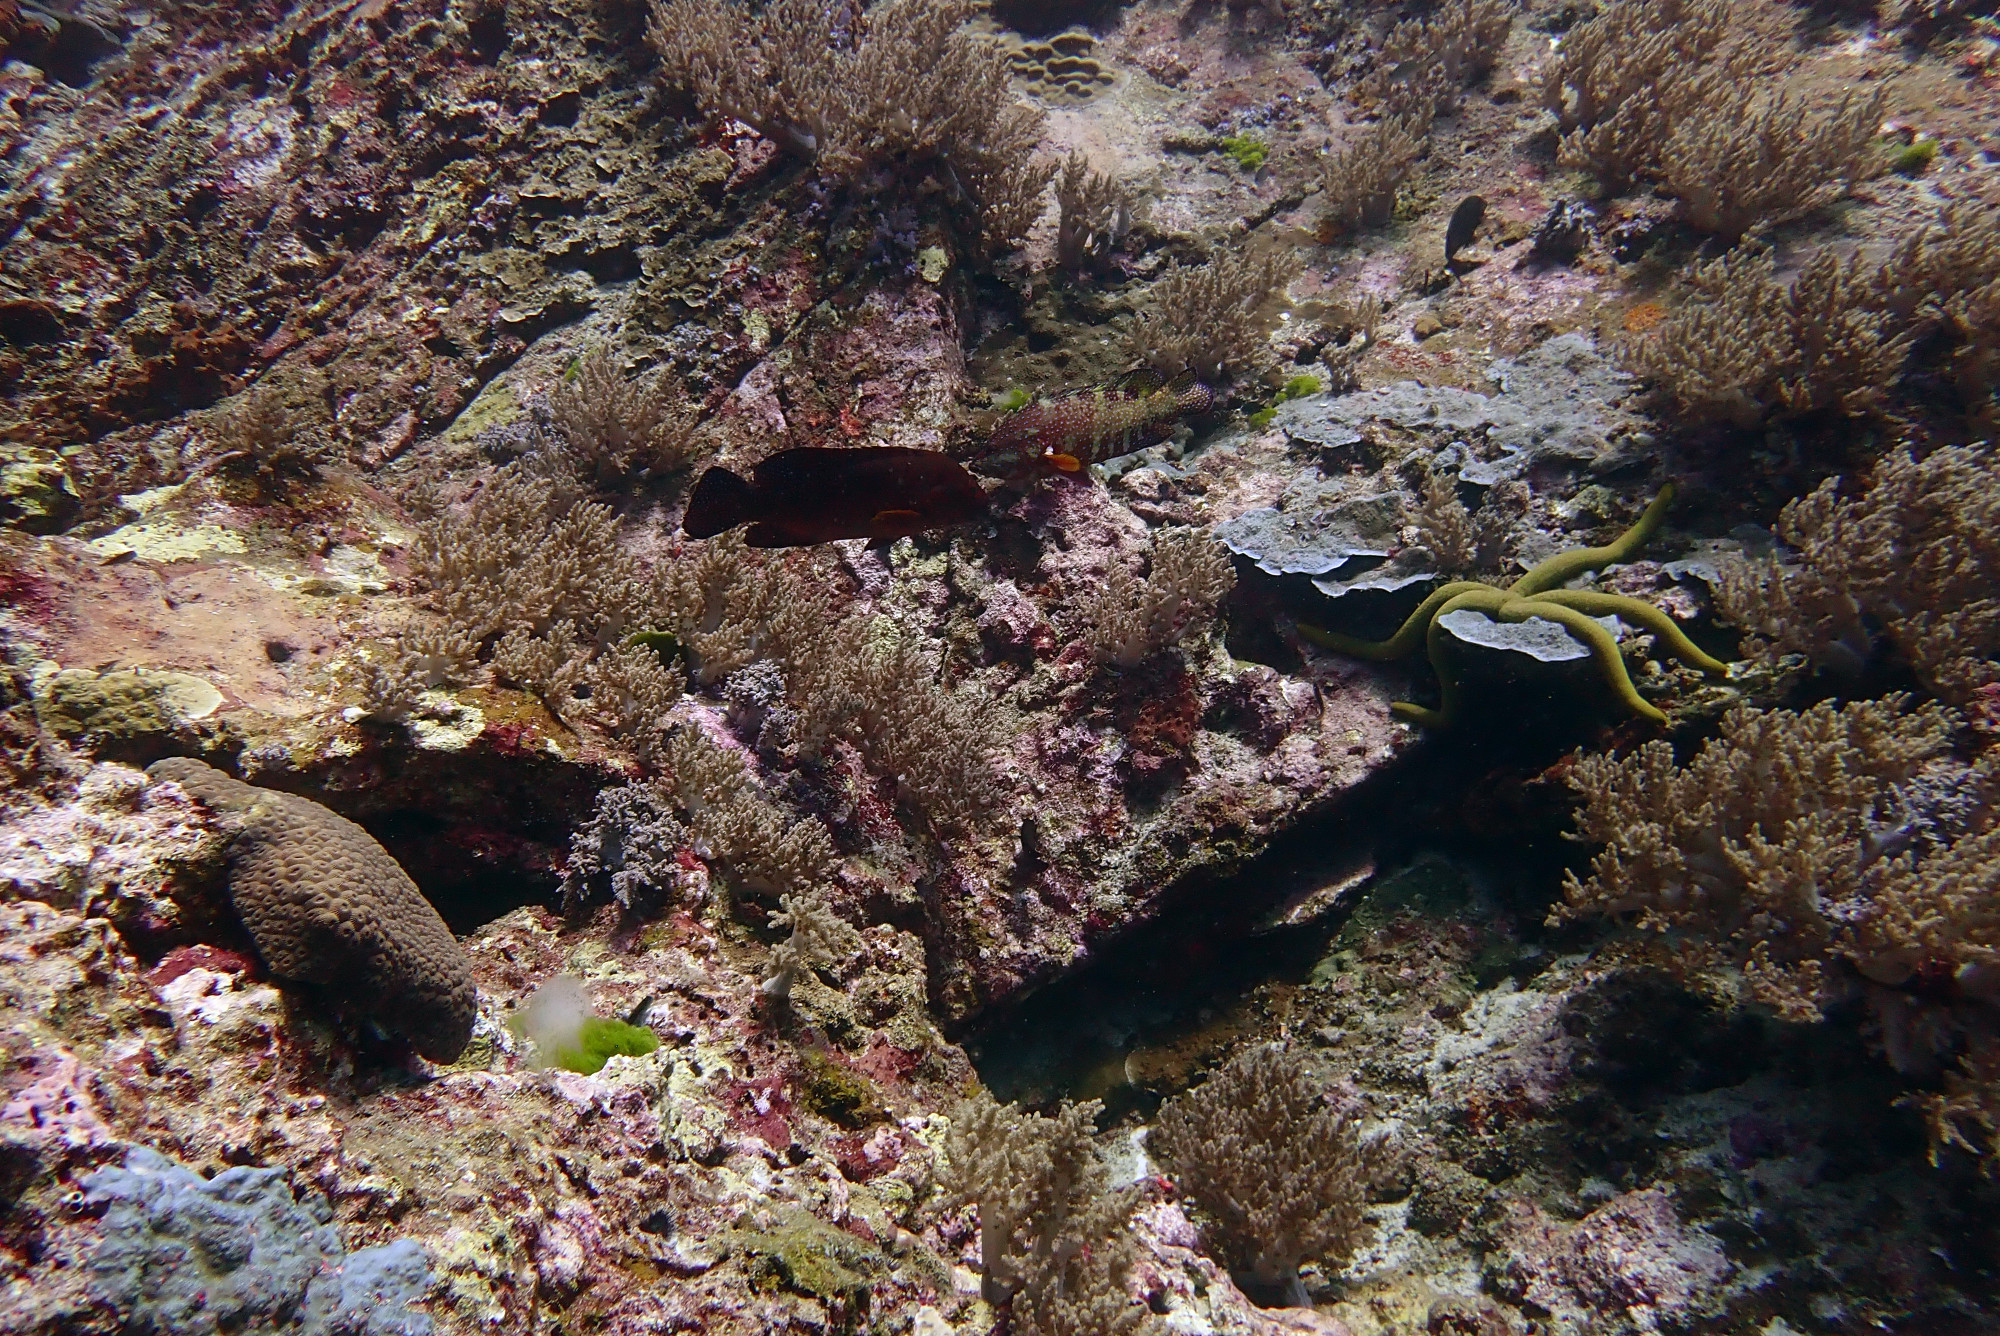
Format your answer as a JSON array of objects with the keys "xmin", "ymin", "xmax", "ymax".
[{"xmin": 7, "ymin": 0, "xmax": 2000, "ymax": 1332}]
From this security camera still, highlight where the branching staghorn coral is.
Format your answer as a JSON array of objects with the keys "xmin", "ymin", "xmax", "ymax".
[
  {"xmin": 1552, "ymin": 696, "xmax": 1958, "ymax": 1019},
  {"xmin": 1659, "ymin": 78, "xmax": 1883, "ymax": 241},
  {"xmin": 1083, "ymin": 527, "xmax": 1236, "ymax": 667},
  {"xmin": 648, "ymin": 0, "xmax": 1054, "ymax": 250},
  {"xmin": 1054, "ymin": 151, "xmax": 1140, "ymax": 275},
  {"xmin": 943, "ymin": 1092, "xmax": 1147, "ymax": 1334},
  {"xmin": 1553, "ymin": 697, "xmax": 2000, "ymax": 1165},
  {"xmin": 657, "ymin": 725, "xmax": 837, "ymax": 899},
  {"xmin": 1715, "ymin": 445, "xmax": 2000, "ymax": 703},
  {"xmin": 204, "ymin": 376, "xmax": 341, "ymax": 499},
  {"xmin": 1414, "ymin": 475, "xmax": 1524, "ymax": 578},
  {"xmin": 1542, "ymin": 0, "xmax": 1792, "ymax": 193},
  {"xmin": 1301, "ymin": 488, "xmax": 1728, "ymax": 727},
  {"xmin": 1360, "ymin": 0, "xmax": 1513, "ymax": 124},
  {"xmin": 759, "ymin": 889, "xmax": 863, "ymax": 1004},
  {"xmin": 1319, "ymin": 117, "xmax": 1422, "ymax": 234},
  {"xmin": 545, "ymin": 345, "xmax": 700, "ymax": 486},
  {"xmin": 1624, "ymin": 246, "xmax": 1913, "ymax": 426},
  {"xmin": 561, "ymin": 780, "xmax": 693, "ymax": 915},
  {"xmin": 1150, "ymin": 1044, "xmax": 1371, "ymax": 1308},
  {"xmin": 1131, "ymin": 246, "xmax": 1301, "ymax": 383}
]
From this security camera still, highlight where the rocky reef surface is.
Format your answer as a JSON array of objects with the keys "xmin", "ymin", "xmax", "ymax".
[{"xmin": 4, "ymin": 0, "xmax": 2000, "ymax": 1333}]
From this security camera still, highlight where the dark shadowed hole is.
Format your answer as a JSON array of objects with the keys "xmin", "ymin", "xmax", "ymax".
[
  {"xmin": 361, "ymin": 808, "xmax": 561, "ymax": 935},
  {"xmin": 961, "ymin": 726, "xmax": 1585, "ymax": 1121},
  {"xmin": 991, "ymin": 0, "xmax": 1127, "ymax": 37}
]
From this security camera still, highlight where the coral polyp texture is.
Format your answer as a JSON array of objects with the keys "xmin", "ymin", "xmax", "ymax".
[
  {"xmin": 145, "ymin": 757, "xmax": 478, "ymax": 1062},
  {"xmin": 7, "ymin": 0, "xmax": 2000, "ymax": 1331}
]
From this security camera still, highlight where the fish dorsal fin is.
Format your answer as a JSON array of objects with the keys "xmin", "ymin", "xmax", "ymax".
[
  {"xmin": 1118, "ymin": 368, "xmax": 1166, "ymax": 396},
  {"xmin": 1165, "ymin": 368, "xmax": 1201, "ymax": 395}
]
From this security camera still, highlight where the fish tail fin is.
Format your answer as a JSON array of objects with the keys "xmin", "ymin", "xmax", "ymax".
[{"xmin": 682, "ymin": 466, "xmax": 756, "ymax": 538}]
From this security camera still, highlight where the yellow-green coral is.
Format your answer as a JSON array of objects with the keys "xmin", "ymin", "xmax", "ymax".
[{"xmin": 1300, "ymin": 485, "xmax": 1728, "ymax": 727}]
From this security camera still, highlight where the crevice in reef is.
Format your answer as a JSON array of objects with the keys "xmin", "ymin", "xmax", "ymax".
[{"xmin": 962, "ymin": 719, "xmax": 1589, "ymax": 1117}]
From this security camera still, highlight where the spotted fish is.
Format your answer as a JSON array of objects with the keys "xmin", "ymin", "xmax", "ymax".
[{"xmin": 971, "ymin": 370, "xmax": 1215, "ymax": 480}]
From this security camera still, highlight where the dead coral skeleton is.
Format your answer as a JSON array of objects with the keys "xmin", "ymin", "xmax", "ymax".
[
  {"xmin": 1082, "ymin": 527, "xmax": 1236, "ymax": 668},
  {"xmin": 648, "ymin": 0, "xmax": 1054, "ymax": 249},
  {"xmin": 1132, "ymin": 245, "xmax": 1301, "ymax": 384},
  {"xmin": 1715, "ymin": 445, "xmax": 2000, "ymax": 703},
  {"xmin": 1150, "ymin": 1043, "xmax": 1374, "ymax": 1308}
]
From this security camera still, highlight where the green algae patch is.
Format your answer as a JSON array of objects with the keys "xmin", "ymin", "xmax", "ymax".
[
  {"xmin": 546, "ymin": 1016, "xmax": 659, "ymax": 1075},
  {"xmin": 797, "ymin": 1048, "xmax": 889, "ymax": 1129},
  {"xmin": 723, "ymin": 1209, "xmax": 886, "ymax": 1316},
  {"xmin": 1218, "ymin": 133, "xmax": 1269, "ymax": 171}
]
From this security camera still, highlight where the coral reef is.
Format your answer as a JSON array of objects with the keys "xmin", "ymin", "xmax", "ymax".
[
  {"xmin": 145, "ymin": 758, "xmax": 478, "ymax": 1062},
  {"xmin": 83, "ymin": 1146, "xmax": 434, "ymax": 1336},
  {"xmin": 1716, "ymin": 445, "xmax": 2000, "ymax": 701},
  {"xmin": 1553, "ymin": 692, "xmax": 2000, "ymax": 1170},
  {"xmin": 5, "ymin": 0, "xmax": 2000, "ymax": 1332},
  {"xmin": 1300, "ymin": 490, "xmax": 1728, "ymax": 727},
  {"xmin": 1151, "ymin": 1044, "xmax": 1371, "ymax": 1307}
]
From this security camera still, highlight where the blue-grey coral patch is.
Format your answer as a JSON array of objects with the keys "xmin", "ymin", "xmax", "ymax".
[
  {"xmin": 1270, "ymin": 333, "xmax": 1643, "ymax": 484},
  {"xmin": 83, "ymin": 1145, "xmax": 434, "ymax": 1336}
]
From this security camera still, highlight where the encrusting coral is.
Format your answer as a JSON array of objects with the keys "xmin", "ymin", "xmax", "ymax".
[
  {"xmin": 145, "ymin": 757, "xmax": 478, "ymax": 1062},
  {"xmin": 1149, "ymin": 1043, "xmax": 1373, "ymax": 1308},
  {"xmin": 1300, "ymin": 487, "xmax": 1729, "ymax": 727},
  {"xmin": 83, "ymin": 1146, "xmax": 435, "ymax": 1336}
]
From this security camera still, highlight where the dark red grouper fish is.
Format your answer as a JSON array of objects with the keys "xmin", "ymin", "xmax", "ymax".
[
  {"xmin": 972, "ymin": 369, "xmax": 1216, "ymax": 480},
  {"xmin": 682, "ymin": 445, "xmax": 990, "ymax": 547}
]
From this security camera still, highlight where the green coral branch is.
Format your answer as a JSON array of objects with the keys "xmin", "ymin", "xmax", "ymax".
[{"xmin": 1300, "ymin": 486, "xmax": 1729, "ymax": 728}]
